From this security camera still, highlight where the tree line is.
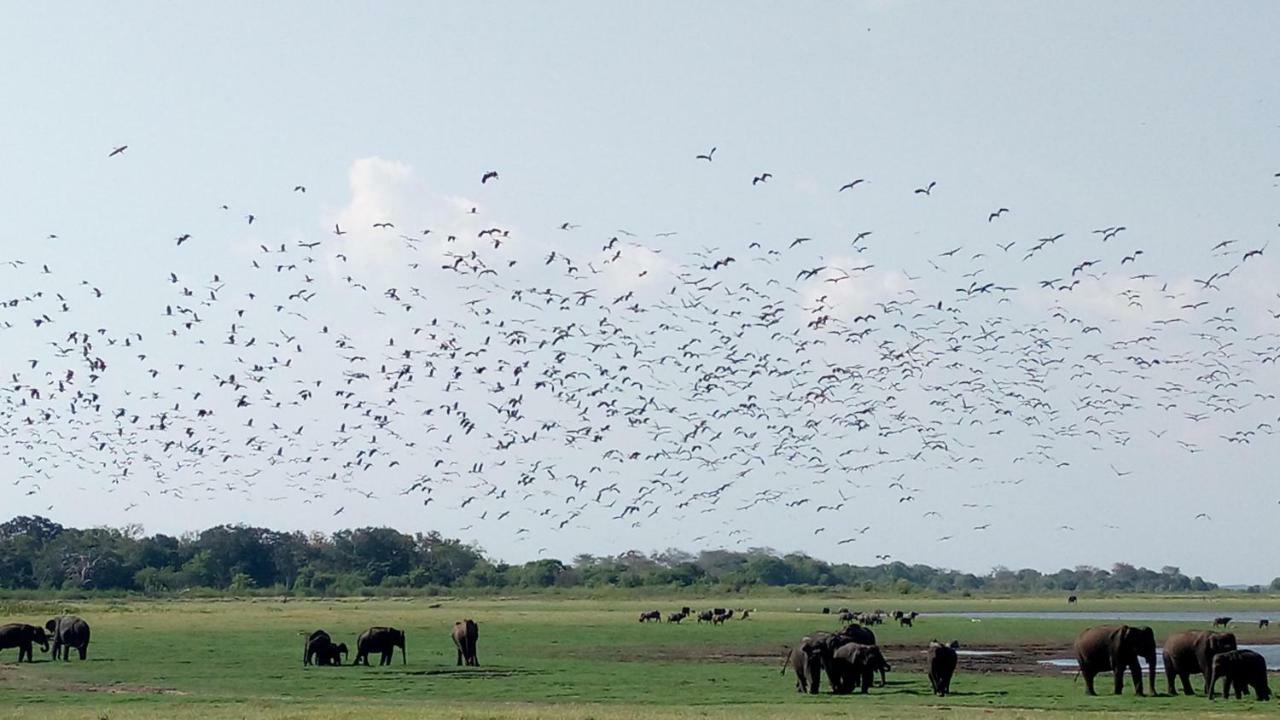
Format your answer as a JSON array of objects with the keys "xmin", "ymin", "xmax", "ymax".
[{"xmin": 0, "ymin": 515, "xmax": 1255, "ymax": 596}]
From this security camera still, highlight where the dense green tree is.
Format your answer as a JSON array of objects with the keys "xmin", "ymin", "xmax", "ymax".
[{"xmin": 0, "ymin": 516, "xmax": 1231, "ymax": 596}]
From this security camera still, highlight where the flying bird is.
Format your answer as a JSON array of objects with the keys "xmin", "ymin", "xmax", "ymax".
[
  {"xmin": 481, "ymin": 171, "xmax": 499, "ymax": 184},
  {"xmin": 695, "ymin": 147, "xmax": 716, "ymax": 161},
  {"xmin": 914, "ymin": 181, "xmax": 937, "ymax": 196},
  {"xmin": 108, "ymin": 145, "xmax": 128, "ymax": 157},
  {"xmin": 839, "ymin": 179, "xmax": 866, "ymax": 192}
]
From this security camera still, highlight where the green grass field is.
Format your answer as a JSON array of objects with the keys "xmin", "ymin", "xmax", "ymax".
[{"xmin": 1, "ymin": 595, "xmax": 1277, "ymax": 719}]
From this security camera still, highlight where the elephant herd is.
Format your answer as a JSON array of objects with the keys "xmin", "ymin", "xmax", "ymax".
[
  {"xmin": 1074, "ymin": 625, "xmax": 1270, "ymax": 700},
  {"xmin": 783, "ymin": 620, "xmax": 1273, "ymax": 702},
  {"xmin": 782, "ymin": 623, "xmax": 957, "ymax": 697},
  {"xmin": 302, "ymin": 620, "xmax": 479, "ymax": 668},
  {"xmin": 0, "ymin": 616, "xmax": 90, "ymax": 663}
]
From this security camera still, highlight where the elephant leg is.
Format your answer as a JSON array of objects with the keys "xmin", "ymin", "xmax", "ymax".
[
  {"xmin": 78, "ymin": 645, "xmax": 86, "ymax": 661},
  {"xmin": 1127, "ymin": 660, "xmax": 1144, "ymax": 696},
  {"xmin": 456, "ymin": 646, "xmax": 463, "ymax": 666},
  {"xmin": 1083, "ymin": 670, "xmax": 1097, "ymax": 696}
]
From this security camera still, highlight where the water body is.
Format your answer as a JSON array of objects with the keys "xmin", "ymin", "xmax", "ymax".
[
  {"xmin": 932, "ymin": 611, "xmax": 1277, "ymax": 623},
  {"xmin": 1039, "ymin": 644, "xmax": 1280, "ymax": 672}
]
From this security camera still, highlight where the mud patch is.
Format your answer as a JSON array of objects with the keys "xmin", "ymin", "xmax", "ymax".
[
  {"xmin": 61, "ymin": 681, "xmax": 188, "ymax": 696},
  {"xmin": 572, "ymin": 641, "xmax": 1075, "ymax": 675}
]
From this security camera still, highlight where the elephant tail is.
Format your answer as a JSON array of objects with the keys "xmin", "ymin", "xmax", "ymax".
[{"xmin": 779, "ymin": 646, "xmax": 792, "ymax": 674}]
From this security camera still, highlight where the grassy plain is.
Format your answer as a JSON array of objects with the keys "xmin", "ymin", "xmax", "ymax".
[{"xmin": 0, "ymin": 594, "xmax": 1277, "ymax": 719}]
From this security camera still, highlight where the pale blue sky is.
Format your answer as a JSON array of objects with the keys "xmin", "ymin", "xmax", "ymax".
[{"xmin": 2, "ymin": 2, "xmax": 1278, "ymax": 583}]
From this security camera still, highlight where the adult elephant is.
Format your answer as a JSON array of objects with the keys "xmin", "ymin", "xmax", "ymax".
[
  {"xmin": 1162, "ymin": 630, "xmax": 1236, "ymax": 695},
  {"xmin": 44, "ymin": 616, "xmax": 90, "ymax": 661},
  {"xmin": 827, "ymin": 643, "xmax": 891, "ymax": 694},
  {"xmin": 1209, "ymin": 649, "xmax": 1271, "ymax": 700},
  {"xmin": 354, "ymin": 626, "xmax": 405, "ymax": 666},
  {"xmin": 303, "ymin": 629, "xmax": 347, "ymax": 666},
  {"xmin": 0, "ymin": 623, "xmax": 49, "ymax": 663},
  {"xmin": 927, "ymin": 640, "xmax": 959, "ymax": 696},
  {"xmin": 452, "ymin": 619, "xmax": 479, "ymax": 666},
  {"xmin": 1074, "ymin": 625, "xmax": 1157, "ymax": 696}
]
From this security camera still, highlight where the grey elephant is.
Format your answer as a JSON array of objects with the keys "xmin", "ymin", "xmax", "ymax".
[
  {"xmin": 44, "ymin": 616, "xmax": 90, "ymax": 661},
  {"xmin": 0, "ymin": 623, "xmax": 49, "ymax": 663},
  {"xmin": 452, "ymin": 619, "xmax": 479, "ymax": 666},
  {"xmin": 354, "ymin": 626, "xmax": 405, "ymax": 666},
  {"xmin": 1209, "ymin": 649, "xmax": 1271, "ymax": 700},
  {"xmin": 927, "ymin": 640, "xmax": 959, "ymax": 696},
  {"xmin": 828, "ymin": 642, "xmax": 891, "ymax": 694},
  {"xmin": 781, "ymin": 644, "xmax": 823, "ymax": 694},
  {"xmin": 1074, "ymin": 625, "xmax": 1157, "ymax": 696},
  {"xmin": 303, "ymin": 629, "xmax": 348, "ymax": 666},
  {"xmin": 1162, "ymin": 630, "xmax": 1236, "ymax": 695}
]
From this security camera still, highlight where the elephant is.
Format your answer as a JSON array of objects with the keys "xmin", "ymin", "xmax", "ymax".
[
  {"xmin": 796, "ymin": 625, "xmax": 881, "ymax": 691},
  {"xmin": 354, "ymin": 626, "xmax": 405, "ymax": 666},
  {"xmin": 1161, "ymin": 630, "xmax": 1236, "ymax": 695},
  {"xmin": 1212, "ymin": 617, "xmax": 1232, "ymax": 628},
  {"xmin": 0, "ymin": 623, "xmax": 49, "ymax": 663},
  {"xmin": 827, "ymin": 643, "xmax": 891, "ymax": 694},
  {"xmin": 44, "ymin": 615, "xmax": 90, "ymax": 661},
  {"xmin": 638, "ymin": 610, "xmax": 661, "ymax": 622},
  {"xmin": 1073, "ymin": 625, "xmax": 1157, "ymax": 696},
  {"xmin": 452, "ymin": 619, "xmax": 479, "ymax": 666},
  {"xmin": 1209, "ymin": 649, "xmax": 1271, "ymax": 700},
  {"xmin": 927, "ymin": 640, "xmax": 959, "ymax": 696},
  {"xmin": 303, "ymin": 629, "xmax": 348, "ymax": 666},
  {"xmin": 781, "ymin": 644, "xmax": 823, "ymax": 694}
]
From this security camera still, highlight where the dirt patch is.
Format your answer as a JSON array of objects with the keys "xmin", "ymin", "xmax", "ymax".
[
  {"xmin": 59, "ymin": 681, "xmax": 188, "ymax": 695},
  {"xmin": 579, "ymin": 641, "xmax": 1075, "ymax": 675}
]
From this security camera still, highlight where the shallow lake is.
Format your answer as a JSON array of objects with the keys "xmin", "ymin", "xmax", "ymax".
[{"xmin": 932, "ymin": 611, "xmax": 1277, "ymax": 623}]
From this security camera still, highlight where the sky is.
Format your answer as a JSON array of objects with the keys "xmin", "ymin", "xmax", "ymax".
[{"xmin": 1, "ymin": 2, "xmax": 1279, "ymax": 584}]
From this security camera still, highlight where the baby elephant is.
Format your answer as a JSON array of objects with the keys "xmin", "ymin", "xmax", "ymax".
[
  {"xmin": 303, "ymin": 629, "xmax": 348, "ymax": 666},
  {"xmin": 1210, "ymin": 650, "xmax": 1271, "ymax": 700},
  {"xmin": 829, "ymin": 643, "xmax": 891, "ymax": 694},
  {"xmin": 0, "ymin": 623, "xmax": 49, "ymax": 662},
  {"xmin": 45, "ymin": 616, "xmax": 90, "ymax": 661},
  {"xmin": 927, "ymin": 640, "xmax": 959, "ymax": 696}
]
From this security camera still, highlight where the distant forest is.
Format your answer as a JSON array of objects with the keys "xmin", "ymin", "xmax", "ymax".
[{"xmin": 0, "ymin": 516, "xmax": 1264, "ymax": 596}]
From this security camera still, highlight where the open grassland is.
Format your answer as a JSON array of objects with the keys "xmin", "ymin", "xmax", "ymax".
[{"xmin": 1, "ymin": 595, "xmax": 1278, "ymax": 719}]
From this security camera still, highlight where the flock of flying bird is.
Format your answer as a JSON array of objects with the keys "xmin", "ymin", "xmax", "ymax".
[{"xmin": 1, "ymin": 143, "xmax": 1278, "ymax": 560}]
